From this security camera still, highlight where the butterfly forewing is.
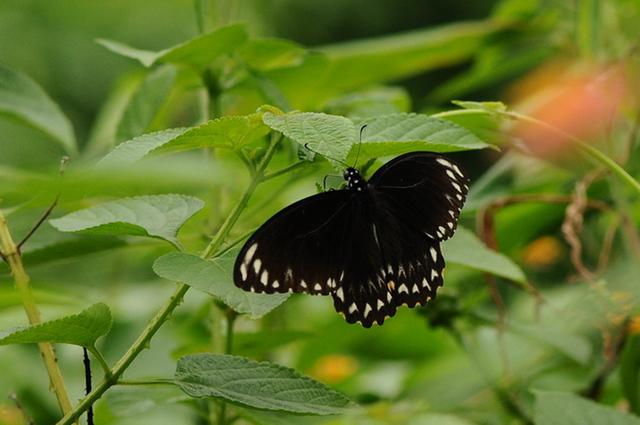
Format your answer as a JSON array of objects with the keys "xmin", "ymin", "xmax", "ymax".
[
  {"xmin": 233, "ymin": 151, "xmax": 469, "ymax": 328},
  {"xmin": 234, "ymin": 191, "xmax": 352, "ymax": 295},
  {"xmin": 370, "ymin": 152, "xmax": 469, "ymax": 241}
]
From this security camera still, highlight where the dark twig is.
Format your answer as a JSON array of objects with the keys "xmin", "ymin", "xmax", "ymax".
[
  {"xmin": 582, "ymin": 318, "xmax": 629, "ymax": 401},
  {"xmin": 561, "ymin": 171, "xmax": 604, "ymax": 281},
  {"xmin": 17, "ymin": 195, "xmax": 59, "ymax": 252},
  {"xmin": 83, "ymin": 347, "xmax": 94, "ymax": 425}
]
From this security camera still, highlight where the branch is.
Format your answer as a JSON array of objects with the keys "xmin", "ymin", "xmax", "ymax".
[
  {"xmin": 0, "ymin": 210, "xmax": 75, "ymax": 422},
  {"xmin": 56, "ymin": 133, "xmax": 283, "ymax": 425}
]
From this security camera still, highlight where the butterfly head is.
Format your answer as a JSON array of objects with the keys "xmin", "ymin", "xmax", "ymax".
[{"xmin": 344, "ymin": 167, "xmax": 367, "ymax": 191}]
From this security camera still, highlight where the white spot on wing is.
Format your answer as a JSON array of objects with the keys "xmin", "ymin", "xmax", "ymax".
[
  {"xmin": 447, "ymin": 221, "xmax": 454, "ymax": 229},
  {"xmin": 260, "ymin": 270, "xmax": 268, "ymax": 286},
  {"xmin": 336, "ymin": 287, "xmax": 344, "ymax": 301},
  {"xmin": 273, "ymin": 280, "xmax": 280, "ymax": 288},
  {"xmin": 364, "ymin": 304, "xmax": 372, "ymax": 318},
  {"xmin": 300, "ymin": 280, "xmax": 307, "ymax": 289},
  {"xmin": 387, "ymin": 292, "xmax": 393, "ymax": 302},
  {"xmin": 437, "ymin": 158, "xmax": 453, "ymax": 168},
  {"xmin": 348, "ymin": 303, "xmax": 357, "ymax": 314},
  {"xmin": 453, "ymin": 164, "xmax": 464, "ymax": 177},
  {"xmin": 244, "ymin": 243, "xmax": 258, "ymax": 264},
  {"xmin": 240, "ymin": 264, "xmax": 247, "ymax": 280},
  {"xmin": 412, "ymin": 284, "xmax": 420, "ymax": 293},
  {"xmin": 431, "ymin": 269, "xmax": 439, "ymax": 280},
  {"xmin": 446, "ymin": 169, "xmax": 456, "ymax": 180},
  {"xmin": 399, "ymin": 284, "xmax": 409, "ymax": 293},
  {"xmin": 314, "ymin": 283, "xmax": 322, "ymax": 291},
  {"xmin": 430, "ymin": 247, "xmax": 438, "ymax": 262},
  {"xmin": 422, "ymin": 277, "xmax": 432, "ymax": 290},
  {"xmin": 452, "ymin": 182, "xmax": 462, "ymax": 193},
  {"xmin": 253, "ymin": 259, "xmax": 262, "ymax": 274},
  {"xmin": 377, "ymin": 299, "xmax": 384, "ymax": 310}
]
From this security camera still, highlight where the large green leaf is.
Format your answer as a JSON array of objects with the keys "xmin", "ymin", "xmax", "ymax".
[
  {"xmin": 318, "ymin": 20, "xmax": 499, "ymax": 95},
  {"xmin": 174, "ymin": 354, "xmax": 353, "ymax": 415},
  {"xmin": 534, "ymin": 391, "xmax": 640, "ymax": 425},
  {"xmin": 0, "ymin": 64, "xmax": 76, "ymax": 154},
  {"xmin": 352, "ymin": 113, "xmax": 490, "ymax": 162},
  {"xmin": 443, "ymin": 226, "xmax": 526, "ymax": 282},
  {"xmin": 97, "ymin": 23, "xmax": 248, "ymax": 68},
  {"xmin": 153, "ymin": 250, "xmax": 289, "ymax": 319},
  {"xmin": 152, "ymin": 113, "xmax": 270, "ymax": 154},
  {"xmin": 49, "ymin": 194, "xmax": 204, "ymax": 247},
  {"xmin": 0, "ymin": 303, "xmax": 112, "ymax": 347},
  {"xmin": 116, "ymin": 65, "xmax": 177, "ymax": 142},
  {"xmin": 101, "ymin": 114, "xmax": 268, "ymax": 166},
  {"xmin": 621, "ymin": 334, "xmax": 640, "ymax": 414},
  {"xmin": 263, "ymin": 111, "xmax": 355, "ymax": 167},
  {"xmin": 98, "ymin": 128, "xmax": 190, "ymax": 166},
  {"xmin": 238, "ymin": 38, "xmax": 307, "ymax": 71}
]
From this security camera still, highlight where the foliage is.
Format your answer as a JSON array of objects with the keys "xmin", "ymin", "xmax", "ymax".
[{"xmin": 1, "ymin": 1, "xmax": 640, "ymax": 425}]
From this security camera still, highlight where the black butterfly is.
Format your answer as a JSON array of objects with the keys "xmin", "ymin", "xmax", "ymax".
[{"xmin": 233, "ymin": 151, "xmax": 469, "ymax": 327}]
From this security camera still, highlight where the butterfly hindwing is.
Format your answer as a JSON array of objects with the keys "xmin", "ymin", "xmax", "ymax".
[{"xmin": 234, "ymin": 151, "xmax": 469, "ymax": 328}]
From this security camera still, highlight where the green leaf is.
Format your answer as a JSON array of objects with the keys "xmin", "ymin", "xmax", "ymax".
[
  {"xmin": 97, "ymin": 23, "xmax": 248, "ymax": 68},
  {"xmin": 0, "ymin": 303, "xmax": 112, "ymax": 347},
  {"xmin": 49, "ymin": 194, "xmax": 204, "ymax": 247},
  {"xmin": 101, "ymin": 114, "xmax": 268, "ymax": 166},
  {"xmin": 98, "ymin": 128, "xmax": 190, "ymax": 166},
  {"xmin": 239, "ymin": 38, "xmax": 307, "ymax": 71},
  {"xmin": 263, "ymin": 111, "xmax": 355, "ymax": 167},
  {"xmin": 452, "ymin": 100, "xmax": 507, "ymax": 113},
  {"xmin": 324, "ymin": 86, "xmax": 411, "ymax": 118},
  {"xmin": 621, "ymin": 334, "xmax": 640, "ymax": 414},
  {"xmin": 240, "ymin": 407, "xmax": 330, "ymax": 425},
  {"xmin": 352, "ymin": 113, "xmax": 490, "ymax": 162},
  {"xmin": 116, "ymin": 65, "xmax": 177, "ymax": 142},
  {"xmin": 0, "ymin": 63, "xmax": 76, "ymax": 154},
  {"xmin": 19, "ymin": 236, "xmax": 127, "ymax": 269},
  {"xmin": 151, "ymin": 113, "xmax": 270, "ymax": 154},
  {"xmin": 443, "ymin": 226, "xmax": 526, "ymax": 283},
  {"xmin": 153, "ymin": 250, "xmax": 289, "ymax": 319},
  {"xmin": 534, "ymin": 391, "xmax": 640, "ymax": 425},
  {"xmin": 507, "ymin": 321, "xmax": 591, "ymax": 364},
  {"xmin": 318, "ymin": 20, "xmax": 500, "ymax": 95},
  {"xmin": 174, "ymin": 354, "xmax": 353, "ymax": 415}
]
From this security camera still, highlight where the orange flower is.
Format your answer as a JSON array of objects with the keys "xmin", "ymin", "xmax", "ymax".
[
  {"xmin": 511, "ymin": 62, "xmax": 627, "ymax": 158},
  {"xmin": 309, "ymin": 354, "xmax": 358, "ymax": 384},
  {"xmin": 521, "ymin": 235, "xmax": 563, "ymax": 268}
]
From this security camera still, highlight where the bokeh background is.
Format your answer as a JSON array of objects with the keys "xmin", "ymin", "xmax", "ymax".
[{"xmin": 1, "ymin": 1, "xmax": 640, "ymax": 424}]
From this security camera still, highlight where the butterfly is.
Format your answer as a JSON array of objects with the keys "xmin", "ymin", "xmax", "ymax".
[{"xmin": 233, "ymin": 151, "xmax": 469, "ymax": 327}]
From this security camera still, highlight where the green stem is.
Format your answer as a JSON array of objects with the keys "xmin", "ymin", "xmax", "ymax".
[
  {"xmin": 57, "ymin": 134, "xmax": 283, "ymax": 425},
  {"xmin": 202, "ymin": 133, "xmax": 282, "ymax": 258},
  {"xmin": 116, "ymin": 379, "xmax": 174, "ymax": 386},
  {"xmin": 0, "ymin": 210, "xmax": 76, "ymax": 423},
  {"xmin": 87, "ymin": 346, "xmax": 112, "ymax": 378},
  {"xmin": 262, "ymin": 160, "xmax": 307, "ymax": 181},
  {"xmin": 503, "ymin": 111, "xmax": 640, "ymax": 195}
]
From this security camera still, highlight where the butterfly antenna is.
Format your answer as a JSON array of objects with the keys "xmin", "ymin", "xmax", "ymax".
[
  {"xmin": 303, "ymin": 143, "xmax": 349, "ymax": 167},
  {"xmin": 353, "ymin": 124, "xmax": 367, "ymax": 169}
]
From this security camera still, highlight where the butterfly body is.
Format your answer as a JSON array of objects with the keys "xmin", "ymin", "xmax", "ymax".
[{"xmin": 234, "ymin": 152, "xmax": 469, "ymax": 327}]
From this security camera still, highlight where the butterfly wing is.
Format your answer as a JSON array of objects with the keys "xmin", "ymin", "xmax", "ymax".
[
  {"xmin": 331, "ymin": 152, "xmax": 469, "ymax": 327},
  {"xmin": 369, "ymin": 151, "xmax": 469, "ymax": 241},
  {"xmin": 234, "ymin": 190, "xmax": 355, "ymax": 296}
]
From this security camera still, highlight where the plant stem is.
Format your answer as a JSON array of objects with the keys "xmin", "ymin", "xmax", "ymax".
[
  {"xmin": 503, "ymin": 111, "xmax": 640, "ymax": 195},
  {"xmin": 88, "ymin": 345, "xmax": 112, "ymax": 378},
  {"xmin": 262, "ymin": 160, "xmax": 307, "ymax": 181},
  {"xmin": 0, "ymin": 210, "xmax": 75, "ymax": 422},
  {"xmin": 56, "ymin": 133, "xmax": 282, "ymax": 425},
  {"xmin": 202, "ymin": 133, "xmax": 282, "ymax": 258}
]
